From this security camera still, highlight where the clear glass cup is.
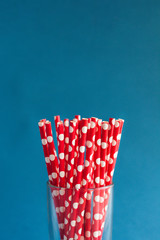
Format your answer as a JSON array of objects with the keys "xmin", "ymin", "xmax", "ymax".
[{"xmin": 47, "ymin": 181, "xmax": 114, "ymax": 240}]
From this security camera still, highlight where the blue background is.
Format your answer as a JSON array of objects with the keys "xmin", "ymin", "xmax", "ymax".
[{"xmin": 0, "ymin": 0, "xmax": 160, "ymax": 239}]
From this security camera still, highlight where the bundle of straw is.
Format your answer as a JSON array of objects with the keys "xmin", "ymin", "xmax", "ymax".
[{"xmin": 38, "ymin": 115, "xmax": 124, "ymax": 240}]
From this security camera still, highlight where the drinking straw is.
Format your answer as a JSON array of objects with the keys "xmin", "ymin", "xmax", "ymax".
[
  {"xmin": 74, "ymin": 118, "xmax": 97, "ymax": 240},
  {"xmin": 45, "ymin": 121, "xmax": 59, "ymax": 186},
  {"xmin": 66, "ymin": 118, "xmax": 88, "ymax": 239},
  {"xmin": 38, "ymin": 115, "xmax": 124, "ymax": 240},
  {"xmin": 56, "ymin": 121, "xmax": 66, "ymax": 236},
  {"xmin": 63, "ymin": 120, "xmax": 76, "ymax": 236},
  {"xmin": 38, "ymin": 120, "xmax": 53, "ymax": 184},
  {"xmin": 64, "ymin": 119, "xmax": 69, "ymax": 176},
  {"xmin": 105, "ymin": 118, "xmax": 115, "ymax": 185},
  {"xmin": 101, "ymin": 119, "xmax": 124, "ymax": 237},
  {"xmin": 84, "ymin": 118, "xmax": 94, "ymax": 240},
  {"xmin": 107, "ymin": 119, "xmax": 124, "ymax": 185}
]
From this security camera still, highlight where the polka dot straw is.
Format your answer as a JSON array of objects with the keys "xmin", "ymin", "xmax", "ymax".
[{"xmin": 38, "ymin": 115, "xmax": 124, "ymax": 240}]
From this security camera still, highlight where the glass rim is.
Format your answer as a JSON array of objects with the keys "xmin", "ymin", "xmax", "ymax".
[{"xmin": 47, "ymin": 181, "xmax": 114, "ymax": 190}]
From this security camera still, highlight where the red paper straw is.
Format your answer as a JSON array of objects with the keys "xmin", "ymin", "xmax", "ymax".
[
  {"xmin": 63, "ymin": 120, "xmax": 76, "ymax": 236},
  {"xmin": 38, "ymin": 120, "xmax": 53, "ymax": 184},
  {"xmin": 64, "ymin": 118, "xmax": 69, "ymax": 177},
  {"xmin": 107, "ymin": 119, "xmax": 124, "ymax": 185},
  {"xmin": 74, "ymin": 118, "xmax": 97, "ymax": 240},
  {"xmin": 45, "ymin": 121, "xmax": 59, "ymax": 186},
  {"xmin": 57, "ymin": 121, "xmax": 66, "ymax": 236},
  {"xmin": 67, "ymin": 118, "xmax": 88, "ymax": 240},
  {"xmin": 105, "ymin": 118, "xmax": 115, "ymax": 185}
]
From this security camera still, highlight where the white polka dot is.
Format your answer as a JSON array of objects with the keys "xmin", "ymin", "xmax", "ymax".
[
  {"xmin": 111, "ymin": 169, "xmax": 114, "ymax": 177},
  {"xmin": 98, "ymin": 120, "xmax": 102, "ymax": 126},
  {"xmin": 85, "ymin": 212, "xmax": 91, "ymax": 219},
  {"xmin": 52, "ymin": 190, "xmax": 59, "ymax": 197},
  {"xmin": 65, "ymin": 154, "xmax": 68, "ymax": 160},
  {"xmin": 95, "ymin": 177, "xmax": 100, "ymax": 184},
  {"xmin": 94, "ymin": 145, "xmax": 97, "ymax": 151},
  {"xmin": 112, "ymin": 140, "xmax": 116, "ymax": 146},
  {"xmin": 87, "ymin": 193, "xmax": 91, "ymax": 200},
  {"xmin": 45, "ymin": 157, "xmax": 50, "ymax": 163},
  {"xmin": 82, "ymin": 179, "xmax": 87, "ymax": 186},
  {"xmin": 77, "ymin": 216, "xmax": 81, "ymax": 222},
  {"xmin": 38, "ymin": 121, "xmax": 44, "ymax": 127},
  {"xmin": 112, "ymin": 119, "xmax": 115, "ymax": 125},
  {"xmin": 101, "ymin": 222, "xmax": 104, "ymax": 230},
  {"xmin": 109, "ymin": 158, "xmax": 113, "ymax": 164},
  {"xmin": 85, "ymin": 160, "xmax": 89, "ymax": 167},
  {"xmin": 106, "ymin": 176, "xmax": 110, "ymax": 182},
  {"xmin": 65, "ymin": 137, "xmax": 69, "ymax": 143},
  {"xmin": 42, "ymin": 139, "xmax": 47, "ymax": 145},
  {"xmin": 94, "ymin": 213, "xmax": 103, "ymax": 220},
  {"xmin": 64, "ymin": 218, "xmax": 68, "ymax": 224},
  {"xmin": 64, "ymin": 120, "xmax": 69, "ymax": 127},
  {"xmin": 47, "ymin": 136, "xmax": 53, "ymax": 143},
  {"xmin": 101, "ymin": 161, "xmax": 105, "ymax": 167},
  {"xmin": 93, "ymin": 231, "xmax": 101, "ymax": 238},
  {"xmin": 73, "ymin": 202, "xmax": 78, "ymax": 209},
  {"xmin": 74, "ymin": 152, "xmax": 77, "ymax": 158},
  {"xmin": 109, "ymin": 136, "xmax": 113, "ymax": 143},
  {"xmin": 60, "ymin": 171, "xmax": 65, "ymax": 178},
  {"xmin": 100, "ymin": 179, "xmax": 104, "ymax": 185},
  {"xmin": 71, "ymin": 220, "xmax": 76, "ymax": 227},
  {"xmin": 113, "ymin": 151, "xmax": 118, "ymax": 158},
  {"xmin": 67, "ymin": 183, "xmax": 70, "ymax": 188},
  {"xmin": 102, "ymin": 142, "xmax": 107, "ymax": 149},
  {"xmin": 95, "ymin": 195, "xmax": 100, "ymax": 202},
  {"xmin": 70, "ymin": 126, "xmax": 74, "ymax": 133},
  {"xmin": 115, "ymin": 121, "xmax": 119, "ymax": 128},
  {"xmin": 60, "ymin": 207, "xmax": 65, "ymax": 213},
  {"xmin": 52, "ymin": 172, "xmax": 57, "ymax": 179},
  {"xmin": 80, "ymin": 146, "xmax": 85, "ymax": 153},
  {"xmin": 87, "ymin": 141, "xmax": 92, "ymax": 148},
  {"xmin": 103, "ymin": 123, "xmax": 108, "ymax": 130},
  {"xmin": 68, "ymin": 164, "xmax": 71, "ymax": 171},
  {"xmin": 68, "ymin": 195, "xmax": 72, "ymax": 201},
  {"xmin": 97, "ymin": 139, "xmax": 101, "ymax": 146},
  {"xmin": 68, "ymin": 213, "xmax": 70, "ymax": 218},
  {"xmin": 50, "ymin": 154, "xmax": 55, "ymax": 161},
  {"xmin": 72, "ymin": 139, "xmax": 75, "ymax": 146},
  {"xmin": 70, "ymin": 177, "xmax": 73, "ymax": 183},
  {"xmin": 78, "ymin": 228, "xmax": 82, "ymax": 234},
  {"xmin": 59, "ymin": 189, "xmax": 65, "ymax": 195},
  {"xmin": 79, "ymin": 198, "xmax": 84, "ymax": 204},
  {"xmin": 71, "ymin": 158, "xmax": 74, "ymax": 164},
  {"xmin": 84, "ymin": 192, "xmax": 87, "ymax": 198},
  {"xmin": 55, "ymin": 207, "xmax": 59, "ymax": 213},
  {"xmin": 117, "ymin": 134, "xmax": 121, "ymax": 140},
  {"xmin": 69, "ymin": 145, "xmax": 72, "ymax": 152},
  {"xmin": 59, "ymin": 153, "xmax": 64, "ymax": 159},
  {"xmin": 77, "ymin": 165, "xmax": 83, "ymax": 172},
  {"xmin": 59, "ymin": 134, "xmax": 64, "ymax": 141},
  {"xmin": 48, "ymin": 175, "xmax": 52, "ymax": 181},
  {"xmin": 106, "ymin": 154, "xmax": 110, "ymax": 161},
  {"xmin": 85, "ymin": 231, "xmax": 91, "ymax": 237},
  {"xmin": 91, "ymin": 121, "xmax": 96, "ymax": 128},
  {"xmin": 75, "ymin": 184, "xmax": 81, "ymax": 189},
  {"xmin": 74, "ymin": 234, "xmax": 78, "ymax": 239},
  {"xmin": 96, "ymin": 158, "xmax": 100, "ymax": 165},
  {"xmin": 82, "ymin": 126, "xmax": 87, "ymax": 133}
]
